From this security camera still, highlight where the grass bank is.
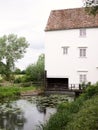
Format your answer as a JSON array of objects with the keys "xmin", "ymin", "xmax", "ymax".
[
  {"xmin": 0, "ymin": 86, "xmax": 20, "ymax": 102},
  {"xmin": 0, "ymin": 85, "xmax": 42, "ymax": 102},
  {"xmin": 43, "ymin": 84, "xmax": 98, "ymax": 130}
]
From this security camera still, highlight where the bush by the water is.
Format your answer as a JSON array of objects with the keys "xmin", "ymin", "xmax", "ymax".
[
  {"xmin": 65, "ymin": 95, "xmax": 98, "ymax": 130},
  {"xmin": 43, "ymin": 84, "xmax": 98, "ymax": 130}
]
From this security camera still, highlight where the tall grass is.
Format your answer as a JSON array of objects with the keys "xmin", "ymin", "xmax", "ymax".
[
  {"xmin": 0, "ymin": 86, "xmax": 20, "ymax": 102},
  {"xmin": 43, "ymin": 84, "xmax": 98, "ymax": 130},
  {"xmin": 65, "ymin": 95, "xmax": 98, "ymax": 130},
  {"xmin": 0, "ymin": 85, "xmax": 41, "ymax": 102}
]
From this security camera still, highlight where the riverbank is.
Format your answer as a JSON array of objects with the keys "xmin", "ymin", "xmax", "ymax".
[
  {"xmin": 21, "ymin": 89, "xmax": 43, "ymax": 96},
  {"xmin": 43, "ymin": 84, "xmax": 98, "ymax": 130},
  {"xmin": 0, "ymin": 86, "xmax": 43, "ymax": 102},
  {"xmin": 0, "ymin": 89, "xmax": 72, "ymax": 130}
]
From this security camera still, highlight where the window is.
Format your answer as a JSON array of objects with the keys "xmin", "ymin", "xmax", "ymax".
[
  {"xmin": 80, "ymin": 74, "xmax": 87, "ymax": 83},
  {"xmin": 79, "ymin": 47, "xmax": 87, "ymax": 57},
  {"xmin": 80, "ymin": 28, "xmax": 86, "ymax": 37},
  {"xmin": 62, "ymin": 46, "xmax": 69, "ymax": 54},
  {"xmin": 94, "ymin": 0, "xmax": 98, "ymax": 5},
  {"xmin": 77, "ymin": 70, "xmax": 88, "ymax": 84}
]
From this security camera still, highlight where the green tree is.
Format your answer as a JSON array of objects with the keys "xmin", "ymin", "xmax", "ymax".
[
  {"xmin": 0, "ymin": 34, "xmax": 29, "ymax": 81},
  {"xmin": 14, "ymin": 68, "xmax": 21, "ymax": 74},
  {"xmin": 36, "ymin": 54, "xmax": 45, "ymax": 81},
  {"xmin": 84, "ymin": 0, "xmax": 98, "ymax": 15},
  {"xmin": 25, "ymin": 54, "xmax": 45, "ymax": 82}
]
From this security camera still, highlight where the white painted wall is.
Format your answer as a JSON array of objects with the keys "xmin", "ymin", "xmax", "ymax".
[{"xmin": 45, "ymin": 28, "xmax": 98, "ymax": 86}]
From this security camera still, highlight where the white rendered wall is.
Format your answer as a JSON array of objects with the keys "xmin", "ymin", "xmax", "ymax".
[{"xmin": 45, "ymin": 28, "xmax": 98, "ymax": 85}]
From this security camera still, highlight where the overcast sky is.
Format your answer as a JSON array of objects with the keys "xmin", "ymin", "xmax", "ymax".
[{"xmin": 0, "ymin": 0, "xmax": 83, "ymax": 70}]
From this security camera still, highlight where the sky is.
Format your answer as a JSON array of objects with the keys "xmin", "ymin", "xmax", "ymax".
[{"xmin": 0, "ymin": 0, "xmax": 84, "ymax": 70}]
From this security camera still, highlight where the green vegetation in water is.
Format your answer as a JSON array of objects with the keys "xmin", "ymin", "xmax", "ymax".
[
  {"xmin": 43, "ymin": 84, "xmax": 98, "ymax": 130},
  {"xmin": 35, "ymin": 95, "xmax": 70, "ymax": 112}
]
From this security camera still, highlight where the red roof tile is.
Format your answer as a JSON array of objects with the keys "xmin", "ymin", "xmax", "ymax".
[{"xmin": 45, "ymin": 7, "xmax": 98, "ymax": 31}]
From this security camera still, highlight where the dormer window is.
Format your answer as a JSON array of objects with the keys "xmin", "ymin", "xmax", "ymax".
[
  {"xmin": 80, "ymin": 28, "xmax": 86, "ymax": 37},
  {"xmin": 62, "ymin": 46, "xmax": 69, "ymax": 54}
]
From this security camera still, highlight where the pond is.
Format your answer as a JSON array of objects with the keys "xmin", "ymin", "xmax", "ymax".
[{"xmin": 0, "ymin": 95, "xmax": 74, "ymax": 130}]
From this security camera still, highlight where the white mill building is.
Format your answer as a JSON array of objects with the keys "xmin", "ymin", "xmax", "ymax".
[{"xmin": 45, "ymin": 7, "xmax": 98, "ymax": 90}]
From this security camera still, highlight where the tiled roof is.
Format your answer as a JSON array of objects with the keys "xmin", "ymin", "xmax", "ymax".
[{"xmin": 45, "ymin": 7, "xmax": 98, "ymax": 31}]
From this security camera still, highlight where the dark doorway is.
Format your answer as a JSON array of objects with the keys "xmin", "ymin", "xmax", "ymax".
[{"xmin": 46, "ymin": 78, "xmax": 68, "ymax": 91}]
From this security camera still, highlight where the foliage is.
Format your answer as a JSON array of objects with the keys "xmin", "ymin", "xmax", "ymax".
[
  {"xmin": 21, "ymin": 70, "xmax": 26, "ymax": 74},
  {"xmin": 43, "ymin": 84, "xmax": 98, "ymax": 130},
  {"xmin": 0, "ymin": 62, "xmax": 6, "ymax": 75},
  {"xmin": 36, "ymin": 95, "xmax": 68, "ymax": 110},
  {"xmin": 84, "ymin": 0, "xmax": 98, "ymax": 15},
  {"xmin": 0, "ymin": 87, "xmax": 20, "ymax": 102},
  {"xmin": 0, "ymin": 86, "xmax": 39, "ymax": 102},
  {"xmin": 0, "ymin": 34, "xmax": 29, "ymax": 81},
  {"xmin": 14, "ymin": 54, "xmax": 44, "ymax": 83},
  {"xmin": 65, "ymin": 95, "xmax": 98, "ymax": 130},
  {"xmin": 14, "ymin": 68, "xmax": 21, "ymax": 74},
  {"xmin": 13, "ymin": 74, "xmax": 25, "ymax": 83},
  {"xmin": 36, "ymin": 53, "xmax": 45, "ymax": 81},
  {"xmin": 25, "ymin": 54, "xmax": 44, "ymax": 82},
  {"xmin": 84, "ymin": 84, "xmax": 98, "ymax": 98},
  {"xmin": 25, "ymin": 64, "xmax": 38, "ymax": 81}
]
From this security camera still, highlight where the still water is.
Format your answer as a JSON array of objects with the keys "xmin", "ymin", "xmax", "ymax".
[
  {"xmin": 0, "ymin": 95, "xmax": 74, "ymax": 130},
  {"xmin": 0, "ymin": 97, "xmax": 56, "ymax": 130}
]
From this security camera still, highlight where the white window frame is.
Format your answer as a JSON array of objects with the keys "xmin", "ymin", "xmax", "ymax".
[
  {"xmin": 80, "ymin": 74, "xmax": 87, "ymax": 83},
  {"xmin": 62, "ymin": 46, "xmax": 69, "ymax": 55},
  {"xmin": 80, "ymin": 28, "xmax": 86, "ymax": 37},
  {"xmin": 77, "ymin": 70, "xmax": 88, "ymax": 84},
  {"xmin": 79, "ymin": 47, "xmax": 87, "ymax": 58}
]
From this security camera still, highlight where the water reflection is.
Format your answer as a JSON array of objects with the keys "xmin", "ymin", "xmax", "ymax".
[
  {"xmin": 0, "ymin": 98, "xmax": 57, "ymax": 130},
  {"xmin": 0, "ymin": 103, "xmax": 25, "ymax": 130}
]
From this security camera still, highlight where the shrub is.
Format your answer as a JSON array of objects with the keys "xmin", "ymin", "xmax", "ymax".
[
  {"xmin": 14, "ymin": 77, "xmax": 22, "ymax": 83},
  {"xmin": 43, "ymin": 84, "xmax": 98, "ymax": 130},
  {"xmin": 65, "ymin": 95, "xmax": 98, "ymax": 130},
  {"xmin": 83, "ymin": 84, "xmax": 98, "ymax": 99}
]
